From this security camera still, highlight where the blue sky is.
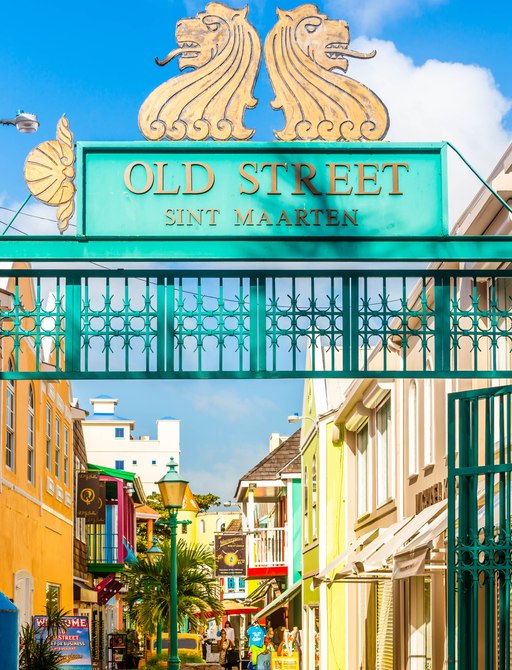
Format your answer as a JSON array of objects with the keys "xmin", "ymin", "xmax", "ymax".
[{"xmin": 1, "ymin": 0, "xmax": 511, "ymax": 500}]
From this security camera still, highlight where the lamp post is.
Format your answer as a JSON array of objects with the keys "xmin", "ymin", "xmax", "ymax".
[
  {"xmin": 156, "ymin": 458, "xmax": 190, "ymax": 670},
  {"xmin": 146, "ymin": 537, "xmax": 164, "ymax": 655},
  {"xmin": 0, "ymin": 110, "xmax": 39, "ymax": 134}
]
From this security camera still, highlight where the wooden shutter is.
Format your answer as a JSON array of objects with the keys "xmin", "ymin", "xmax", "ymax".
[{"xmin": 376, "ymin": 580, "xmax": 394, "ymax": 670}]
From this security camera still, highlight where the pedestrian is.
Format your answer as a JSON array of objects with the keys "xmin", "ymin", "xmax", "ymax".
[
  {"xmin": 224, "ymin": 620, "xmax": 235, "ymax": 644},
  {"xmin": 218, "ymin": 629, "xmax": 235, "ymax": 669}
]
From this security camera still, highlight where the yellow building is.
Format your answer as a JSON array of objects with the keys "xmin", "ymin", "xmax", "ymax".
[{"xmin": 0, "ymin": 264, "xmax": 75, "ymax": 624}]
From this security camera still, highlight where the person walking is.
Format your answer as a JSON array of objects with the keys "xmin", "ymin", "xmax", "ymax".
[
  {"xmin": 224, "ymin": 620, "xmax": 235, "ymax": 644},
  {"xmin": 218, "ymin": 628, "xmax": 235, "ymax": 669}
]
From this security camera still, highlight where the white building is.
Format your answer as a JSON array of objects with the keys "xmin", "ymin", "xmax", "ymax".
[{"xmin": 81, "ymin": 396, "xmax": 180, "ymax": 495}]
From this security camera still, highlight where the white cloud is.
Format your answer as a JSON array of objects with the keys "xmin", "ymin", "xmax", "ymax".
[
  {"xmin": 346, "ymin": 38, "xmax": 512, "ymax": 223},
  {"xmin": 330, "ymin": 0, "xmax": 446, "ymax": 34},
  {"xmin": 0, "ymin": 195, "xmax": 69, "ymax": 236}
]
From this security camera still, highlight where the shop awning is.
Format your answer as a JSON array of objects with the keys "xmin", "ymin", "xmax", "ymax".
[
  {"xmin": 333, "ymin": 499, "xmax": 447, "ymax": 581},
  {"xmin": 312, "ymin": 528, "xmax": 379, "ymax": 588},
  {"xmin": 73, "ymin": 580, "xmax": 98, "ymax": 604},
  {"xmin": 255, "ymin": 580, "xmax": 301, "ymax": 620}
]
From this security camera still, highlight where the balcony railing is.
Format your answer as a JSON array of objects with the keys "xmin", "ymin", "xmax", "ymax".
[
  {"xmin": 88, "ymin": 531, "xmax": 119, "ymax": 565},
  {"xmin": 250, "ymin": 527, "xmax": 287, "ymax": 568}
]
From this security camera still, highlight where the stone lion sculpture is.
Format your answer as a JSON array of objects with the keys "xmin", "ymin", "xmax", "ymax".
[
  {"xmin": 264, "ymin": 5, "xmax": 389, "ymax": 141},
  {"xmin": 138, "ymin": 3, "xmax": 261, "ymax": 141}
]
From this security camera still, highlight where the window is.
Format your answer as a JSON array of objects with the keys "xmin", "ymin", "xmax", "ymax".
[
  {"xmin": 376, "ymin": 398, "xmax": 393, "ymax": 506},
  {"xmin": 115, "ymin": 427, "xmax": 124, "ymax": 438},
  {"xmin": 45, "ymin": 583, "xmax": 60, "ymax": 610},
  {"xmin": 63, "ymin": 426, "xmax": 69, "ymax": 486},
  {"xmin": 115, "ymin": 460, "xmax": 124, "ymax": 470},
  {"xmin": 46, "ymin": 404, "xmax": 52, "ymax": 470},
  {"xmin": 227, "ymin": 578, "xmax": 235, "ymax": 591},
  {"xmin": 408, "ymin": 381, "xmax": 418, "ymax": 476},
  {"xmin": 27, "ymin": 386, "xmax": 35, "ymax": 484},
  {"xmin": 424, "ymin": 374, "xmax": 434, "ymax": 466},
  {"xmin": 181, "ymin": 523, "xmax": 188, "ymax": 534},
  {"xmin": 356, "ymin": 422, "xmax": 369, "ymax": 517},
  {"xmin": 5, "ymin": 360, "xmax": 15, "ymax": 470},
  {"xmin": 152, "ymin": 460, "xmax": 157, "ymax": 465},
  {"xmin": 55, "ymin": 415, "xmax": 61, "ymax": 479},
  {"xmin": 200, "ymin": 520, "xmax": 205, "ymax": 533},
  {"xmin": 74, "ymin": 457, "xmax": 86, "ymax": 543},
  {"xmin": 311, "ymin": 455, "xmax": 317, "ymax": 539},
  {"xmin": 132, "ymin": 460, "xmax": 137, "ymax": 465},
  {"xmin": 303, "ymin": 466, "xmax": 309, "ymax": 544},
  {"xmin": 238, "ymin": 578, "xmax": 245, "ymax": 590}
]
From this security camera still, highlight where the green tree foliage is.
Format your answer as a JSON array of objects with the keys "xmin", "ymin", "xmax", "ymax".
[
  {"xmin": 193, "ymin": 492, "xmax": 221, "ymax": 512},
  {"xmin": 123, "ymin": 538, "xmax": 223, "ymax": 635}
]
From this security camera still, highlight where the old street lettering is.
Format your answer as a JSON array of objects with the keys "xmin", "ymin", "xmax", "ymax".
[{"xmin": 78, "ymin": 143, "xmax": 447, "ymax": 238}]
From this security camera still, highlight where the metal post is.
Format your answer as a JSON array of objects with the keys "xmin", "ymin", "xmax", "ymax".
[{"xmin": 168, "ymin": 509, "xmax": 180, "ymax": 670}]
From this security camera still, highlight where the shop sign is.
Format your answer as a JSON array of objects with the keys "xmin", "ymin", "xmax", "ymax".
[
  {"xmin": 77, "ymin": 142, "xmax": 447, "ymax": 240},
  {"xmin": 76, "ymin": 473, "xmax": 106, "ymax": 523},
  {"xmin": 215, "ymin": 533, "xmax": 247, "ymax": 577},
  {"xmin": 33, "ymin": 615, "xmax": 92, "ymax": 669}
]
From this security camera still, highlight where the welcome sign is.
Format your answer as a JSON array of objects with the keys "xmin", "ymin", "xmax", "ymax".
[{"xmin": 77, "ymin": 142, "xmax": 447, "ymax": 239}]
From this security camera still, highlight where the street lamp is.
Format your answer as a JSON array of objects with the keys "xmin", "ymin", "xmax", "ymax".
[
  {"xmin": 146, "ymin": 537, "xmax": 164, "ymax": 655},
  {"xmin": 156, "ymin": 458, "xmax": 189, "ymax": 670},
  {"xmin": 0, "ymin": 111, "xmax": 39, "ymax": 134}
]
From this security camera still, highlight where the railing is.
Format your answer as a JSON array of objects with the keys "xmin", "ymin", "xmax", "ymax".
[
  {"xmin": 87, "ymin": 530, "xmax": 119, "ymax": 565},
  {"xmin": 251, "ymin": 528, "xmax": 287, "ymax": 568}
]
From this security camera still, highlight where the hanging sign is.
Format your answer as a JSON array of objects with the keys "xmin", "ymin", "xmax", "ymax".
[
  {"xmin": 76, "ymin": 473, "xmax": 106, "ymax": 523},
  {"xmin": 215, "ymin": 533, "xmax": 247, "ymax": 577},
  {"xmin": 77, "ymin": 142, "xmax": 447, "ymax": 240}
]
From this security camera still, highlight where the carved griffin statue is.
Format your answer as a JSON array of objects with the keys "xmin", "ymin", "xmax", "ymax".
[
  {"xmin": 264, "ymin": 4, "xmax": 389, "ymax": 141},
  {"xmin": 138, "ymin": 3, "xmax": 261, "ymax": 141}
]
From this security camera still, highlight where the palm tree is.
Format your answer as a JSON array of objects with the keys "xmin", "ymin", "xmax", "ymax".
[{"xmin": 123, "ymin": 538, "xmax": 223, "ymax": 635}]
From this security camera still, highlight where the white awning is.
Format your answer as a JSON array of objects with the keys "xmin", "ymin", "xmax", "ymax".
[
  {"xmin": 334, "ymin": 499, "xmax": 447, "ymax": 581},
  {"xmin": 312, "ymin": 528, "xmax": 378, "ymax": 588},
  {"xmin": 256, "ymin": 581, "xmax": 301, "ymax": 620}
]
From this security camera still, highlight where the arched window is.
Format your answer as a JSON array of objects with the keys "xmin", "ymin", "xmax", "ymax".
[
  {"xmin": 6, "ymin": 359, "xmax": 15, "ymax": 471},
  {"xmin": 27, "ymin": 386, "xmax": 35, "ymax": 484},
  {"xmin": 408, "ymin": 381, "xmax": 418, "ymax": 476},
  {"xmin": 200, "ymin": 520, "xmax": 206, "ymax": 533}
]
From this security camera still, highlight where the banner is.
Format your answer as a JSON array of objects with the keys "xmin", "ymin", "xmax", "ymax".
[
  {"xmin": 34, "ymin": 615, "xmax": 92, "ymax": 669},
  {"xmin": 76, "ymin": 473, "xmax": 106, "ymax": 523},
  {"xmin": 215, "ymin": 533, "xmax": 246, "ymax": 577}
]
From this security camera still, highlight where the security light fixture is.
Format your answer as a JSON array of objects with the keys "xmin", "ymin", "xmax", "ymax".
[
  {"xmin": 287, "ymin": 413, "xmax": 302, "ymax": 423},
  {"xmin": 0, "ymin": 111, "xmax": 40, "ymax": 134}
]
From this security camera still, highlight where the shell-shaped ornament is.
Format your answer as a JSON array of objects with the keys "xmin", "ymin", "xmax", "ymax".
[{"xmin": 24, "ymin": 115, "xmax": 76, "ymax": 233}]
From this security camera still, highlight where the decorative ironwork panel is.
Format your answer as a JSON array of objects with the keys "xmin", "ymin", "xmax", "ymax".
[
  {"xmin": 3, "ymin": 268, "xmax": 512, "ymax": 379},
  {"xmin": 448, "ymin": 385, "xmax": 512, "ymax": 669}
]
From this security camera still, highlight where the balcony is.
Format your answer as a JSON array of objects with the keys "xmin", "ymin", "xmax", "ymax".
[{"xmin": 247, "ymin": 527, "xmax": 288, "ymax": 578}]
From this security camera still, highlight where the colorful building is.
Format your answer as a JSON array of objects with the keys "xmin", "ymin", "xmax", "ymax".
[
  {"xmin": 0, "ymin": 263, "xmax": 75, "ymax": 623},
  {"xmin": 82, "ymin": 396, "xmax": 180, "ymax": 495}
]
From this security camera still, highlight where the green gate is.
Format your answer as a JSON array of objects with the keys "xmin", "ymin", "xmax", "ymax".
[{"xmin": 448, "ymin": 384, "xmax": 512, "ymax": 669}]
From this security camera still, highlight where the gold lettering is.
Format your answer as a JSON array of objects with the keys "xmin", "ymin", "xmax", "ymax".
[
  {"xmin": 188, "ymin": 209, "xmax": 203, "ymax": 225},
  {"xmin": 206, "ymin": 209, "xmax": 220, "ymax": 226},
  {"xmin": 343, "ymin": 209, "xmax": 358, "ymax": 226},
  {"xmin": 327, "ymin": 163, "xmax": 352, "ymax": 195},
  {"xmin": 258, "ymin": 210, "xmax": 271, "ymax": 226},
  {"xmin": 293, "ymin": 163, "xmax": 321, "ymax": 195},
  {"xmin": 260, "ymin": 163, "xmax": 288, "ymax": 195},
  {"xmin": 154, "ymin": 162, "xmax": 180, "ymax": 194},
  {"xmin": 183, "ymin": 162, "xmax": 215, "ymax": 195},
  {"xmin": 355, "ymin": 163, "xmax": 381, "ymax": 195},
  {"xmin": 296, "ymin": 210, "xmax": 309, "ymax": 226},
  {"xmin": 311, "ymin": 209, "xmax": 323, "ymax": 226},
  {"xmin": 165, "ymin": 209, "xmax": 176, "ymax": 225},
  {"xmin": 124, "ymin": 162, "xmax": 154, "ymax": 194},
  {"xmin": 326, "ymin": 209, "xmax": 339, "ymax": 226},
  {"xmin": 239, "ymin": 163, "xmax": 259, "ymax": 195},
  {"xmin": 381, "ymin": 162, "xmax": 409, "ymax": 195},
  {"xmin": 276, "ymin": 210, "xmax": 291, "ymax": 226},
  {"xmin": 234, "ymin": 209, "xmax": 253, "ymax": 225}
]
